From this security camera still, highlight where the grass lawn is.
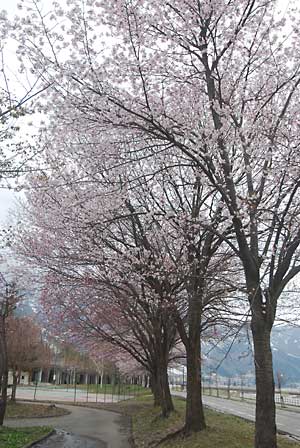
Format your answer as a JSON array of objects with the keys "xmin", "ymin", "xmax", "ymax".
[
  {"xmin": 101, "ymin": 395, "xmax": 300, "ymax": 448},
  {"xmin": 0, "ymin": 426, "xmax": 52, "ymax": 448},
  {"xmin": 6, "ymin": 401, "xmax": 69, "ymax": 419}
]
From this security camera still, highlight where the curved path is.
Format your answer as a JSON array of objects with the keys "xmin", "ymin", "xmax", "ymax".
[{"xmin": 5, "ymin": 404, "xmax": 131, "ymax": 448}]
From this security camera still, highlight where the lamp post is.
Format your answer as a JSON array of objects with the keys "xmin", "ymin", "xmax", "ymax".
[{"xmin": 277, "ymin": 371, "xmax": 284, "ymax": 408}]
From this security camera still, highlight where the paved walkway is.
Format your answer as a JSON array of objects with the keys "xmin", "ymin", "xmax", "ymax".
[
  {"xmin": 32, "ymin": 430, "xmax": 105, "ymax": 448},
  {"xmin": 5, "ymin": 404, "xmax": 131, "ymax": 448}
]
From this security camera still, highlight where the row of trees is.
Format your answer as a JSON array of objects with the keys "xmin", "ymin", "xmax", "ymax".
[
  {"xmin": 0, "ymin": 278, "xmax": 51, "ymax": 425},
  {"xmin": 6, "ymin": 314, "xmax": 51, "ymax": 402},
  {"xmin": 0, "ymin": 4, "xmax": 54, "ymax": 426},
  {"xmin": 0, "ymin": 285, "xmax": 116, "ymax": 425},
  {"xmin": 1, "ymin": 1, "xmax": 300, "ymax": 447},
  {"xmin": 16, "ymin": 155, "xmax": 242, "ymax": 419},
  {"xmin": 0, "ymin": 279, "xmax": 17, "ymax": 425}
]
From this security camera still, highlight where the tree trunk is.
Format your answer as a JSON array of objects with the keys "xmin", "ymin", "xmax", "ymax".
[
  {"xmin": 0, "ymin": 370, "xmax": 8, "ymax": 426},
  {"xmin": 0, "ymin": 316, "xmax": 8, "ymax": 426},
  {"xmin": 28, "ymin": 369, "xmax": 33, "ymax": 384},
  {"xmin": 0, "ymin": 399, "xmax": 5, "ymax": 426},
  {"xmin": 176, "ymin": 283, "xmax": 207, "ymax": 434},
  {"xmin": 150, "ymin": 361, "xmax": 174, "ymax": 417},
  {"xmin": 158, "ymin": 362, "xmax": 174, "ymax": 417},
  {"xmin": 11, "ymin": 369, "xmax": 18, "ymax": 402},
  {"xmin": 150, "ymin": 372, "xmax": 161, "ymax": 407},
  {"xmin": 251, "ymin": 319, "xmax": 277, "ymax": 448},
  {"xmin": 184, "ymin": 338, "xmax": 206, "ymax": 433}
]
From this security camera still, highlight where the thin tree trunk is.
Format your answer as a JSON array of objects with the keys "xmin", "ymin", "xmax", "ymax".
[
  {"xmin": 0, "ymin": 370, "xmax": 8, "ymax": 425},
  {"xmin": 0, "ymin": 377, "xmax": 5, "ymax": 426},
  {"xmin": 0, "ymin": 316, "xmax": 8, "ymax": 426},
  {"xmin": 11, "ymin": 369, "xmax": 18, "ymax": 402},
  {"xmin": 251, "ymin": 319, "xmax": 277, "ymax": 448}
]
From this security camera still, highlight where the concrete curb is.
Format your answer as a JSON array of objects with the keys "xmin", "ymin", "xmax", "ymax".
[
  {"xmin": 15, "ymin": 399, "xmax": 119, "ymax": 412},
  {"xmin": 277, "ymin": 429, "xmax": 300, "ymax": 443},
  {"xmin": 21, "ymin": 428, "xmax": 56, "ymax": 448}
]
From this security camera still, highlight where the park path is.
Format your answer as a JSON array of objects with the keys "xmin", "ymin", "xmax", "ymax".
[{"xmin": 5, "ymin": 404, "xmax": 131, "ymax": 448}]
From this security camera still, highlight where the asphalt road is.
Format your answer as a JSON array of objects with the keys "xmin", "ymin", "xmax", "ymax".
[
  {"xmin": 173, "ymin": 391, "xmax": 300, "ymax": 440},
  {"xmin": 5, "ymin": 404, "xmax": 131, "ymax": 448}
]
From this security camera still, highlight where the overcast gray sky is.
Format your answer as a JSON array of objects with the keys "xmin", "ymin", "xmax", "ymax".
[
  {"xmin": 1, "ymin": 1, "xmax": 18, "ymax": 224},
  {"xmin": 0, "ymin": 189, "xmax": 17, "ymax": 224},
  {"xmin": 0, "ymin": 0, "xmax": 47, "ymax": 225}
]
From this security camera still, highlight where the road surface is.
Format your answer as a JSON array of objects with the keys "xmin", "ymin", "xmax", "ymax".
[
  {"xmin": 173, "ymin": 391, "xmax": 300, "ymax": 440},
  {"xmin": 14, "ymin": 386, "xmax": 128, "ymax": 403},
  {"xmin": 5, "ymin": 404, "xmax": 131, "ymax": 448}
]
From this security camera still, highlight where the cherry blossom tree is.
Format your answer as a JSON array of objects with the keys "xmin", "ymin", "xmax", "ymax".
[
  {"xmin": 0, "ymin": 278, "xmax": 20, "ymax": 425},
  {"xmin": 6, "ymin": 315, "xmax": 51, "ymax": 401},
  {"xmin": 0, "ymin": 9, "xmax": 51, "ymax": 187},
  {"xmin": 25, "ymin": 188, "xmax": 184, "ymax": 415},
  {"xmin": 14, "ymin": 144, "xmax": 238, "ymax": 426},
  {"xmin": 13, "ymin": 155, "xmax": 181, "ymax": 416},
  {"xmin": 40, "ymin": 272, "xmax": 179, "ymax": 417},
  {"xmin": 11, "ymin": 1, "xmax": 300, "ymax": 445}
]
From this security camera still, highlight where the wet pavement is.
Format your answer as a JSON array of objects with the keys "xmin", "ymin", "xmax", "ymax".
[
  {"xmin": 5, "ymin": 404, "xmax": 131, "ymax": 448},
  {"xmin": 34, "ymin": 430, "xmax": 107, "ymax": 448}
]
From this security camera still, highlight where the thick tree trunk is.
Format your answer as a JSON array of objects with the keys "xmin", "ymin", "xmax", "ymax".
[
  {"xmin": 150, "ymin": 371, "xmax": 161, "ymax": 407},
  {"xmin": 158, "ymin": 362, "xmax": 174, "ymax": 417},
  {"xmin": 151, "ymin": 361, "xmax": 174, "ymax": 417},
  {"xmin": 177, "ymin": 283, "xmax": 207, "ymax": 434},
  {"xmin": 251, "ymin": 319, "xmax": 277, "ymax": 448},
  {"xmin": 184, "ymin": 338, "xmax": 206, "ymax": 433}
]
